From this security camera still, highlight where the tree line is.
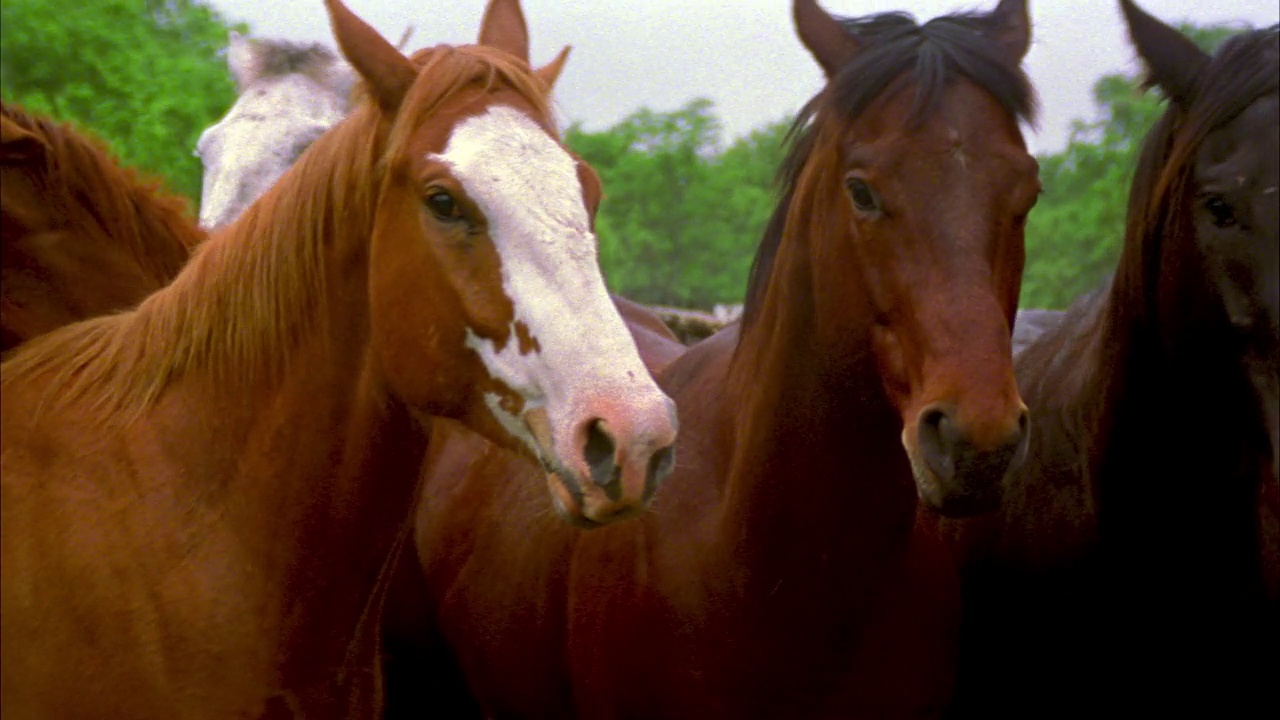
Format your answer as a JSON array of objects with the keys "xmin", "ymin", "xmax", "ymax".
[{"xmin": 0, "ymin": 1, "xmax": 1245, "ymax": 310}]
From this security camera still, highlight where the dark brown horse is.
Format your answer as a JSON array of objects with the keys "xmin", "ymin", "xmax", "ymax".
[
  {"xmin": 0, "ymin": 103, "xmax": 200, "ymax": 354},
  {"xmin": 383, "ymin": 0, "xmax": 1040, "ymax": 716},
  {"xmin": 938, "ymin": 2, "xmax": 1279, "ymax": 717},
  {"xmin": 0, "ymin": 0, "xmax": 678, "ymax": 716}
]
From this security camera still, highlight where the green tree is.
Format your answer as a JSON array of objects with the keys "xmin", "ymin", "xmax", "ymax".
[
  {"xmin": 1, "ymin": 0, "xmax": 244, "ymax": 202},
  {"xmin": 1021, "ymin": 22, "xmax": 1242, "ymax": 309},
  {"xmin": 568, "ymin": 99, "xmax": 791, "ymax": 307}
]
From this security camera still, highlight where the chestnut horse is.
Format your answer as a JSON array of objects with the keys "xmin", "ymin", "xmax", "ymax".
[
  {"xmin": 0, "ymin": 103, "xmax": 200, "ymax": 353},
  {"xmin": 192, "ymin": 10, "xmax": 683, "ymax": 367},
  {"xmin": 0, "ymin": 0, "xmax": 677, "ymax": 717},
  {"xmin": 938, "ymin": 2, "xmax": 1279, "ymax": 717},
  {"xmin": 383, "ymin": 0, "xmax": 1040, "ymax": 716}
]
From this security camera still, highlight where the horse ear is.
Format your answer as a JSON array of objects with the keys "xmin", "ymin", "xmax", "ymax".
[
  {"xmin": 324, "ymin": 0, "xmax": 416, "ymax": 113},
  {"xmin": 535, "ymin": 46, "xmax": 571, "ymax": 92},
  {"xmin": 227, "ymin": 31, "xmax": 261, "ymax": 90},
  {"xmin": 0, "ymin": 115, "xmax": 48, "ymax": 163},
  {"xmin": 794, "ymin": 0, "xmax": 861, "ymax": 79},
  {"xmin": 1119, "ymin": 0, "xmax": 1209, "ymax": 106},
  {"xmin": 478, "ymin": 0, "xmax": 531, "ymax": 64},
  {"xmin": 988, "ymin": 0, "xmax": 1032, "ymax": 63}
]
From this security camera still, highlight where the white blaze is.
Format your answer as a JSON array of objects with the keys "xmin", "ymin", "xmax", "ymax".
[{"xmin": 430, "ymin": 105, "xmax": 663, "ymax": 448}]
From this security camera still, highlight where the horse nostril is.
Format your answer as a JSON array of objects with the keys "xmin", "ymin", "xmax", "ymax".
[
  {"xmin": 918, "ymin": 406, "xmax": 958, "ymax": 482},
  {"xmin": 583, "ymin": 419, "xmax": 620, "ymax": 494},
  {"xmin": 645, "ymin": 444, "xmax": 676, "ymax": 500}
]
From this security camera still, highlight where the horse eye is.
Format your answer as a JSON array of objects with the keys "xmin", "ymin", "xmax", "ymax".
[
  {"xmin": 846, "ymin": 178, "xmax": 879, "ymax": 213},
  {"xmin": 1204, "ymin": 195, "xmax": 1237, "ymax": 228},
  {"xmin": 425, "ymin": 191, "xmax": 462, "ymax": 221}
]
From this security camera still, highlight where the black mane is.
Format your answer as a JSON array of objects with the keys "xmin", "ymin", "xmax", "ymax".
[
  {"xmin": 1113, "ymin": 24, "xmax": 1279, "ymax": 335},
  {"xmin": 1185, "ymin": 24, "xmax": 1278, "ymax": 138},
  {"xmin": 740, "ymin": 8, "xmax": 1038, "ymax": 333}
]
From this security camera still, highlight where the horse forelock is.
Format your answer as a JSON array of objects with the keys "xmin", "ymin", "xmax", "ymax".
[
  {"xmin": 382, "ymin": 44, "xmax": 556, "ymax": 164},
  {"xmin": 741, "ymin": 7, "xmax": 1036, "ymax": 337},
  {"xmin": 832, "ymin": 11, "xmax": 1037, "ymax": 129}
]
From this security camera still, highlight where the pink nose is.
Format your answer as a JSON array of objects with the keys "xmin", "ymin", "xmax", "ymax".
[{"xmin": 550, "ymin": 394, "xmax": 679, "ymax": 526}]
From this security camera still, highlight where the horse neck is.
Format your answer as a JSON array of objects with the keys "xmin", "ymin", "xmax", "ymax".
[
  {"xmin": 1096, "ymin": 212, "xmax": 1262, "ymax": 478},
  {"xmin": 717, "ymin": 209, "xmax": 919, "ymax": 596},
  {"xmin": 1086, "ymin": 208, "xmax": 1267, "ymax": 595},
  {"xmin": 120, "ymin": 115, "xmax": 426, "ymax": 683}
]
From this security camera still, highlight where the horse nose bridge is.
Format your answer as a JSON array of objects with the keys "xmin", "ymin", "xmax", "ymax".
[
  {"xmin": 916, "ymin": 318, "xmax": 1025, "ymax": 455},
  {"xmin": 916, "ymin": 294, "xmax": 1020, "ymax": 397}
]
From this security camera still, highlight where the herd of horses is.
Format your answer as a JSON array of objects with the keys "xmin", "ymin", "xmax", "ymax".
[{"xmin": 0, "ymin": 0, "xmax": 1275, "ymax": 717}]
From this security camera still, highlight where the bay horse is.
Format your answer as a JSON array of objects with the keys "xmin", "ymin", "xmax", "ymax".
[
  {"xmin": 1, "ymin": 103, "xmax": 200, "ymax": 353},
  {"xmin": 384, "ymin": 0, "xmax": 1040, "ymax": 716},
  {"xmin": 0, "ymin": 0, "xmax": 678, "ymax": 717},
  {"xmin": 938, "ymin": 2, "xmax": 1279, "ymax": 717}
]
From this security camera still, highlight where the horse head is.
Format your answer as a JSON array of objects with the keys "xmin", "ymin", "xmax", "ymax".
[
  {"xmin": 788, "ymin": 0, "xmax": 1040, "ymax": 515},
  {"xmin": 326, "ymin": 0, "xmax": 678, "ymax": 525},
  {"xmin": 1120, "ymin": 0, "xmax": 1278, "ymax": 479}
]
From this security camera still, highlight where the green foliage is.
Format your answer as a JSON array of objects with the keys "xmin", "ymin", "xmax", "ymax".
[
  {"xmin": 1, "ymin": 0, "xmax": 244, "ymax": 203},
  {"xmin": 567, "ymin": 99, "xmax": 792, "ymax": 307},
  {"xmin": 1020, "ymin": 22, "xmax": 1241, "ymax": 309}
]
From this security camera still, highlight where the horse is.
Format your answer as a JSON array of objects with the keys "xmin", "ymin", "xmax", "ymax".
[
  {"xmin": 193, "ymin": 21, "xmax": 706, "ymax": 361},
  {"xmin": 195, "ymin": 31, "xmax": 356, "ymax": 229},
  {"xmin": 1010, "ymin": 307, "xmax": 1062, "ymax": 356},
  {"xmin": 382, "ymin": 0, "xmax": 1041, "ymax": 716},
  {"xmin": 0, "ymin": 0, "xmax": 678, "ymax": 716},
  {"xmin": 1, "ymin": 102, "xmax": 200, "ymax": 354},
  {"xmin": 937, "ymin": 2, "xmax": 1279, "ymax": 716},
  {"xmin": 189, "ymin": 1, "xmax": 692, "ymax": 513}
]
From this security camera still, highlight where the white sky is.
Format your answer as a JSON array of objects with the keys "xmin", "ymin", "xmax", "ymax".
[{"xmin": 205, "ymin": 0, "xmax": 1279, "ymax": 155}]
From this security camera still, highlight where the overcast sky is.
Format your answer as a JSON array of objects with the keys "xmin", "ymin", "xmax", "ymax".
[{"xmin": 205, "ymin": 1, "xmax": 1278, "ymax": 155}]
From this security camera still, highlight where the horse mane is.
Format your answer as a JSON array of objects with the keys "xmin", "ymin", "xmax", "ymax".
[
  {"xmin": 740, "ymin": 9, "xmax": 1038, "ymax": 333},
  {"xmin": 1110, "ymin": 24, "xmax": 1280, "ymax": 340},
  {"xmin": 0, "ymin": 102, "xmax": 201, "ymax": 288},
  {"xmin": 2, "ymin": 44, "xmax": 556, "ymax": 421}
]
